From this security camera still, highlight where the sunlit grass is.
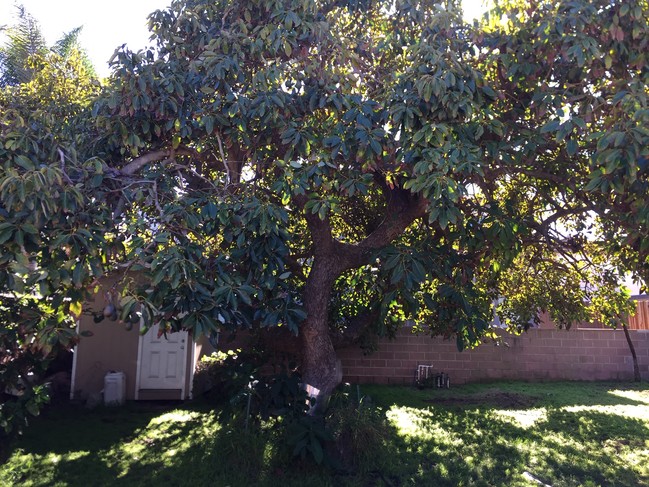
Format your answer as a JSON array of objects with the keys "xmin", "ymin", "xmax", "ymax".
[
  {"xmin": 495, "ymin": 407, "xmax": 547, "ymax": 428},
  {"xmin": 367, "ymin": 381, "xmax": 649, "ymax": 486},
  {"xmin": 2, "ymin": 381, "xmax": 648, "ymax": 486},
  {"xmin": 561, "ymin": 404, "xmax": 649, "ymax": 420},
  {"xmin": 608, "ymin": 388, "xmax": 649, "ymax": 405}
]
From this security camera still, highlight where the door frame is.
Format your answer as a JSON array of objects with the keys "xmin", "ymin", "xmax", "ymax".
[{"xmin": 135, "ymin": 322, "xmax": 189, "ymax": 400}]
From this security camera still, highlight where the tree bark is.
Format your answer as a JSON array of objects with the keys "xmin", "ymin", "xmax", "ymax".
[
  {"xmin": 300, "ymin": 256, "xmax": 343, "ymax": 412},
  {"xmin": 622, "ymin": 323, "xmax": 641, "ymax": 382},
  {"xmin": 297, "ymin": 188, "xmax": 428, "ymax": 411}
]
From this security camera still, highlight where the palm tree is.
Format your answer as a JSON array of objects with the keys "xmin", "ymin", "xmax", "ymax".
[
  {"xmin": 0, "ymin": 5, "xmax": 47, "ymax": 86},
  {"xmin": 0, "ymin": 5, "xmax": 95, "ymax": 87},
  {"xmin": 52, "ymin": 26, "xmax": 96, "ymax": 76}
]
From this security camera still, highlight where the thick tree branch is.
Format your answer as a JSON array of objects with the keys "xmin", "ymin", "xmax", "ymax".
[
  {"xmin": 295, "ymin": 194, "xmax": 335, "ymax": 255},
  {"xmin": 358, "ymin": 189, "xmax": 428, "ymax": 251},
  {"xmin": 120, "ymin": 148, "xmax": 198, "ymax": 176},
  {"xmin": 297, "ymin": 185, "xmax": 428, "ymax": 275}
]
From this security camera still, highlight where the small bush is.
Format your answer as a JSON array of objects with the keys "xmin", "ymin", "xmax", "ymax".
[
  {"xmin": 195, "ymin": 355, "xmax": 392, "ymax": 471},
  {"xmin": 192, "ymin": 349, "xmax": 263, "ymax": 406},
  {"xmin": 250, "ymin": 366, "xmax": 310, "ymax": 419},
  {"xmin": 285, "ymin": 414, "xmax": 334, "ymax": 466},
  {"xmin": 326, "ymin": 385, "xmax": 393, "ymax": 472}
]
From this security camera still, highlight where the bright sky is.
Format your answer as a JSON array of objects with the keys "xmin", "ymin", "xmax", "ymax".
[
  {"xmin": 0, "ymin": 0, "xmax": 171, "ymax": 76},
  {"xmin": 1, "ymin": 0, "xmax": 489, "ymax": 77}
]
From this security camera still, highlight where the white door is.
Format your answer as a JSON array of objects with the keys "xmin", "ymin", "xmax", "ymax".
[{"xmin": 138, "ymin": 324, "xmax": 188, "ymax": 391}]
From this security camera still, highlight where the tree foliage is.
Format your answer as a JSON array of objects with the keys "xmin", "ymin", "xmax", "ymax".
[
  {"xmin": 1, "ymin": 0, "xmax": 648, "ymax": 422},
  {"xmin": 0, "ymin": 27, "xmax": 102, "ymax": 435}
]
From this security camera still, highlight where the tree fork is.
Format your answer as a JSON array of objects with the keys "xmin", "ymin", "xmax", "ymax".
[{"xmin": 297, "ymin": 191, "xmax": 427, "ymax": 410}]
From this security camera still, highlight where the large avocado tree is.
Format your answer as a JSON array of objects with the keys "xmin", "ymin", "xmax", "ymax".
[
  {"xmin": 2, "ymin": 0, "xmax": 648, "ymax": 418},
  {"xmin": 89, "ymin": 0, "xmax": 648, "ymax": 398}
]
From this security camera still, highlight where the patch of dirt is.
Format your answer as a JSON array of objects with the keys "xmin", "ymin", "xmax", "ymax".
[
  {"xmin": 602, "ymin": 438, "xmax": 630, "ymax": 453},
  {"xmin": 424, "ymin": 390, "xmax": 539, "ymax": 409}
]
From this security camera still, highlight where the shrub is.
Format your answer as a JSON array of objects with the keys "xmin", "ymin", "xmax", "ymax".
[
  {"xmin": 192, "ymin": 349, "xmax": 263, "ymax": 406},
  {"xmin": 250, "ymin": 366, "xmax": 310, "ymax": 419},
  {"xmin": 326, "ymin": 385, "xmax": 393, "ymax": 472},
  {"xmin": 194, "ymin": 354, "xmax": 391, "ymax": 471}
]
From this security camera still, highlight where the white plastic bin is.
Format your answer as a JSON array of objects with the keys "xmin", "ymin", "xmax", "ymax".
[{"xmin": 104, "ymin": 371, "xmax": 126, "ymax": 406}]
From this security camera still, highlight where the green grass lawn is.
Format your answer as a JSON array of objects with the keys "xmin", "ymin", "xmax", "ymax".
[{"xmin": 2, "ymin": 381, "xmax": 648, "ymax": 486}]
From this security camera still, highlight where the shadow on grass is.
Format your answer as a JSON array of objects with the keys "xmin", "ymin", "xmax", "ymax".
[
  {"xmin": 2, "ymin": 382, "xmax": 649, "ymax": 487},
  {"xmin": 2, "ymin": 400, "xmax": 330, "ymax": 487},
  {"xmin": 370, "ymin": 386, "xmax": 649, "ymax": 487},
  {"xmin": 528, "ymin": 408, "xmax": 649, "ymax": 486},
  {"xmin": 1, "ymin": 402, "xmax": 197, "ymax": 486},
  {"xmin": 376, "ymin": 406, "xmax": 530, "ymax": 486},
  {"xmin": 13, "ymin": 402, "xmax": 175, "ymax": 456},
  {"xmin": 364, "ymin": 381, "xmax": 649, "ymax": 409}
]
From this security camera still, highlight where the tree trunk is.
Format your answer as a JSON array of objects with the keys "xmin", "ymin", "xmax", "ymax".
[
  {"xmin": 296, "ymin": 187, "xmax": 427, "ymax": 412},
  {"xmin": 622, "ymin": 323, "xmax": 641, "ymax": 382},
  {"xmin": 300, "ymin": 256, "xmax": 343, "ymax": 412}
]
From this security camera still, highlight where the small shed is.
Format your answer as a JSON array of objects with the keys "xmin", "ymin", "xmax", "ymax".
[{"xmin": 70, "ymin": 279, "xmax": 216, "ymax": 402}]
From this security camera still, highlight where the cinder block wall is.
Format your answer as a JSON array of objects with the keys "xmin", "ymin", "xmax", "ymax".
[{"xmin": 337, "ymin": 327, "xmax": 649, "ymax": 385}]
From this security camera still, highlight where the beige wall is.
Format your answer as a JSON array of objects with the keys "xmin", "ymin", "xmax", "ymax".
[
  {"xmin": 338, "ymin": 327, "xmax": 649, "ymax": 385},
  {"xmin": 74, "ymin": 280, "xmax": 649, "ymax": 399},
  {"xmin": 73, "ymin": 285, "xmax": 141, "ymax": 400},
  {"xmin": 72, "ymin": 281, "xmax": 197, "ymax": 401}
]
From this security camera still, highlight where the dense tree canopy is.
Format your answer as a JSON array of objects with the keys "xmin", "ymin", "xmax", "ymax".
[
  {"xmin": 0, "ymin": 7, "xmax": 102, "ymax": 436},
  {"xmin": 2, "ymin": 0, "xmax": 648, "ymax": 419},
  {"xmin": 0, "ymin": 49, "xmax": 101, "ymax": 434}
]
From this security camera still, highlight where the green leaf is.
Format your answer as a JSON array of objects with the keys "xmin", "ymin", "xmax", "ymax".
[
  {"xmin": 237, "ymin": 288, "xmax": 252, "ymax": 306},
  {"xmin": 620, "ymin": 3, "xmax": 629, "ymax": 16},
  {"xmin": 14, "ymin": 155, "xmax": 35, "ymax": 171},
  {"xmin": 72, "ymin": 262, "xmax": 84, "ymax": 286},
  {"xmin": 0, "ymin": 227, "xmax": 15, "ymax": 245},
  {"xmin": 612, "ymin": 91, "xmax": 628, "ymax": 104},
  {"xmin": 70, "ymin": 301, "xmax": 83, "ymax": 317},
  {"xmin": 203, "ymin": 116, "xmax": 214, "ymax": 135},
  {"xmin": 482, "ymin": 86, "xmax": 497, "ymax": 99},
  {"xmin": 540, "ymin": 120, "xmax": 560, "ymax": 133},
  {"xmin": 283, "ymin": 41, "xmax": 292, "ymax": 57},
  {"xmin": 585, "ymin": 176, "xmax": 602, "ymax": 192},
  {"xmin": 90, "ymin": 174, "xmax": 103, "ymax": 188},
  {"xmin": 20, "ymin": 223, "xmax": 38, "ymax": 235},
  {"xmin": 25, "ymin": 401, "xmax": 40, "ymax": 417},
  {"xmin": 172, "ymin": 134, "xmax": 181, "ymax": 149}
]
